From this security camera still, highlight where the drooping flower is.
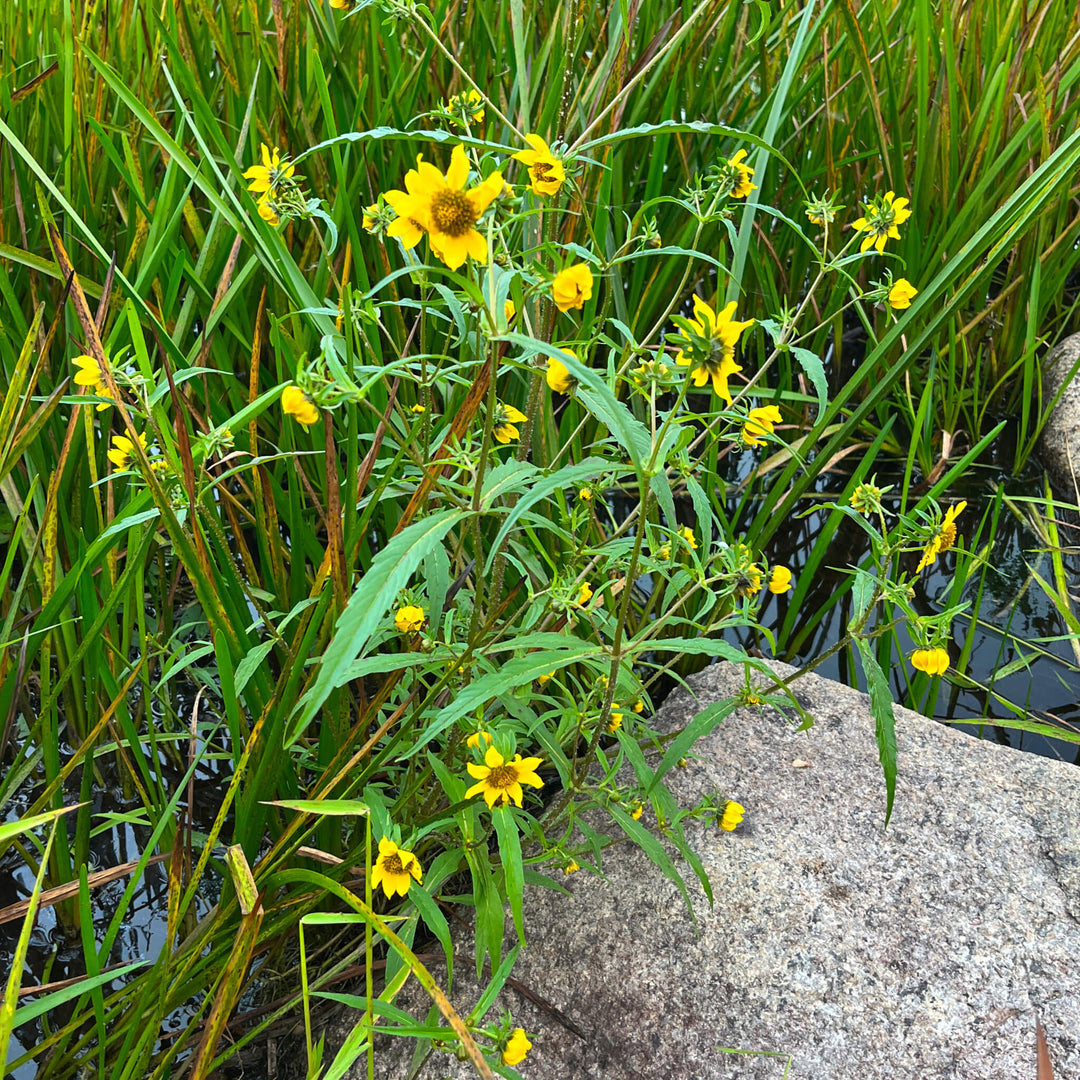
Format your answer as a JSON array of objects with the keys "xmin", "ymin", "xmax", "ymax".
[
  {"xmin": 394, "ymin": 605, "xmax": 425, "ymax": 633},
  {"xmin": 546, "ymin": 349, "xmax": 579, "ymax": 394},
  {"xmin": 911, "ymin": 647, "xmax": 950, "ymax": 676},
  {"xmin": 467, "ymin": 730, "xmax": 493, "ymax": 750},
  {"xmin": 370, "ymin": 837, "xmax": 423, "ymax": 899},
  {"xmin": 675, "ymin": 296, "xmax": 754, "ymax": 405},
  {"xmin": 501, "ymin": 1028, "xmax": 532, "ymax": 1067},
  {"xmin": 853, "ymin": 190, "xmax": 912, "ymax": 255},
  {"xmin": 734, "ymin": 565, "xmax": 763, "ymax": 598},
  {"xmin": 383, "ymin": 145, "xmax": 503, "ymax": 270},
  {"xmin": 362, "ymin": 203, "xmax": 379, "ymax": 231},
  {"xmin": 768, "ymin": 566, "xmax": 793, "ymax": 594},
  {"xmin": 678, "ymin": 526, "xmax": 698, "ymax": 550},
  {"xmin": 493, "ymin": 403, "xmax": 528, "ymax": 444},
  {"xmin": 281, "ymin": 384, "xmax": 319, "ymax": 427},
  {"xmin": 632, "ymin": 699, "xmax": 645, "ymax": 714},
  {"xmin": 465, "ymin": 746, "xmax": 544, "ymax": 809},
  {"xmin": 244, "ymin": 144, "xmax": 295, "ymax": 198},
  {"xmin": 916, "ymin": 501, "xmax": 967, "ymax": 572},
  {"xmin": 575, "ymin": 581, "xmax": 593, "ymax": 607},
  {"xmin": 563, "ymin": 860, "xmax": 579, "ymax": 876},
  {"xmin": 410, "ymin": 404, "xmax": 427, "ymax": 415},
  {"xmin": 849, "ymin": 480, "xmax": 886, "ymax": 516},
  {"xmin": 726, "ymin": 150, "xmax": 757, "ymax": 199},
  {"xmin": 888, "ymin": 278, "xmax": 918, "ymax": 309},
  {"xmin": 607, "ymin": 707, "xmax": 623, "ymax": 734},
  {"xmin": 513, "ymin": 134, "xmax": 566, "ymax": 197},
  {"xmin": 552, "ymin": 263, "xmax": 593, "ymax": 313},
  {"xmin": 741, "ymin": 404, "xmax": 783, "ymax": 447},
  {"xmin": 719, "ymin": 800, "xmax": 745, "ymax": 831},
  {"xmin": 107, "ymin": 432, "xmax": 148, "ymax": 471},
  {"xmin": 504, "ymin": 299, "xmax": 516, "ymax": 322},
  {"xmin": 72, "ymin": 353, "xmax": 116, "ymax": 411},
  {"xmin": 578, "ymin": 486, "xmax": 593, "ymax": 502},
  {"xmin": 630, "ymin": 802, "xmax": 644, "ymax": 820}
]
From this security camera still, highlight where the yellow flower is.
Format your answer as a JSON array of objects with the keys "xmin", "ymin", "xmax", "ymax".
[
  {"xmin": 504, "ymin": 299, "xmax": 516, "ymax": 322},
  {"xmin": 607, "ymin": 707, "xmax": 624, "ymax": 734},
  {"xmin": 675, "ymin": 296, "xmax": 754, "ymax": 405},
  {"xmin": 720, "ymin": 800, "xmax": 745, "ymax": 831},
  {"xmin": 853, "ymin": 190, "xmax": 912, "ymax": 255},
  {"xmin": 394, "ymin": 605, "xmax": 425, "ymax": 633},
  {"xmin": 445, "ymin": 88, "xmax": 485, "ymax": 126},
  {"xmin": 563, "ymin": 860, "xmax": 579, "ymax": 876},
  {"xmin": 244, "ymin": 143, "xmax": 295, "ymax": 198},
  {"xmin": 501, "ymin": 1028, "xmax": 532, "ymax": 1067},
  {"xmin": 493, "ymin": 403, "xmax": 528, "ymax": 444},
  {"xmin": 656, "ymin": 544, "xmax": 671, "ymax": 561},
  {"xmin": 465, "ymin": 746, "xmax": 544, "ymax": 809},
  {"xmin": 734, "ymin": 566, "xmax": 763, "ymax": 598},
  {"xmin": 362, "ymin": 203, "xmax": 379, "ymax": 231},
  {"xmin": 741, "ymin": 404, "xmax": 783, "ymax": 447},
  {"xmin": 257, "ymin": 197, "xmax": 280, "ymax": 227},
  {"xmin": 383, "ymin": 145, "xmax": 503, "ymax": 271},
  {"xmin": 911, "ymin": 647, "xmax": 950, "ymax": 676},
  {"xmin": 632, "ymin": 699, "xmax": 644, "ymax": 714},
  {"xmin": 410, "ymin": 404, "xmax": 427, "ymax": 414},
  {"xmin": 727, "ymin": 149, "xmax": 757, "ymax": 199},
  {"xmin": 546, "ymin": 349, "xmax": 579, "ymax": 394},
  {"xmin": 538, "ymin": 670, "xmax": 556, "ymax": 685},
  {"xmin": 888, "ymin": 278, "xmax": 918, "ymax": 309},
  {"xmin": 630, "ymin": 802, "xmax": 644, "ymax": 820},
  {"xmin": 72, "ymin": 353, "xmax": 116, "ymax": 411},
  {"xmin": 768, "ymin": 566, "xmax": 793, "ymax": 594},
  {"xmin": 551, "ymin": 263, "xmax": 594, "ymax": 313},
  {"xmin": 678, "ymin": 526, "xmax": 698, "ymax": 550},
  {"xmin": 281, "ymin": 384, "xmax": 319, "ymax": 427},
  {"xmin": 575, "ymin": 581, "xmax": 593, "ymax": 607},
  {"xmin": 578, "ymin": 487, "xmax": 592, "ymax": 502},
  {"xmin": 329, "ymin": 0, "xmax": 353, "ymax": 8},
  {"xmin": 512, "ymin": 134, "xmax": 566, "ymax": 197},
  {"xmin": 107, "ymin": 432, "xmax": 148, "ymax": 471},
  {"xmin": 467, "ymin": 730, "xmax": 493, "ymax": 750},
  {"xmin": 370, "ymin": 837, "xmax": 422, "ymax": 899},
  {"xmin": 916, "ymin": 501, "xmax": 967, "ymax": 572}
]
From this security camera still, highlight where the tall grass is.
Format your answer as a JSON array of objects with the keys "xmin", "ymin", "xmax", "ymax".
[{"xmin": 2, "ymin": 0, "xmax": 1080, "ymax": 1076}]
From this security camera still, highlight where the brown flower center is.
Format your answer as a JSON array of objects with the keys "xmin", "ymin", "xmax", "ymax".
[
  {"xmin": 430, "ymin": 189, "xmax": 477, "ymax": 237},
  {"xmin": 383, "ymin": 853, "xmax": 406, "ymax": 875},
  {"xmin": 487, "ymin": 764, "xmax": 518, "ymax": 790},
  {"xmin": 531, "ymin": 161, "xmax": 552, "ymax": 181}
]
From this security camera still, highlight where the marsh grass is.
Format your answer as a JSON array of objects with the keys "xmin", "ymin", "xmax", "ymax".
[{"xmin": 3, "ymin": 0, "xmax": 1080, "ymax": 1076}]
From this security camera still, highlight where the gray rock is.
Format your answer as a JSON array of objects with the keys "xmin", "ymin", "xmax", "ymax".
[
  {"xmin": 1039, "ymin": 330, "xmax": 1080, "ymax": 490},
  {"xmin": 326, "ymin": 661, "xmax": 1080, "ymax": 1079}
]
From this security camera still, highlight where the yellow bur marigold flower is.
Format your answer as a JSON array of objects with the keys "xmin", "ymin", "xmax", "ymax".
[
  {"xmin": 564, "ymin": 860, "xmax": 579, "ymax": 876},
  {"xmin": 853, "ymin": 190, "xmax": 912, "ymax": 254},
  {"xmin": 282, "ymin": 384, "xmax": 319, "ymax": 427},
  {"xmin": 727, "ymin": 149, "xmax": 757, "ymax": 199},
  {"xmin": 720, "ymin": 800, "xmax": 745, "ymax": 831},
  {"xmin": 607, "ymin": 707, "xmax": 623, "ymax": 734},
  {"xmin": 465, "ymin": 746, "xmax": 544, "ymax": 809},
  {"xmin": 501, "ymin": 1028, "xmax": 532, "ymax": 1067},
  {"xmin": 678, "ymin": 526, "xmax": 698, "ymax": 550},
  {"xmin": 244, "ymin": 143, "xmax": 295, "ymax": 225},
  {"xmin": 72, "ymin": 353, "xmax": 116, "ymax": 410},
  {"xmin": 552, "ymin": 263, "xmax": 594, "ymax": 313},
  {"xmin": 513, "ymin": 134, "xmax": 566, "ymax": 197},
  {"xmin": 371, "ymin": 837, "xmax": 422, "ymax": 899},
  {"xmin": 916, "ymin": 501, "xmax": 967, "ymax": 572},
  {"xmin": 467, "ymin": 730, "xmax": 493, "ymax": 750},
  {"xmin": 888, "ymin": 278, "xmax": 918, "ymax": 309},
  {"xmin": 384, "ymin": 144, "xmax": 503, "ymax": 271},
  {"xmin": 911, "ymin": 647, "xmax": 950, "ymax": 676},
  {"xmin": 631, "ymin": 802, "xmax": 644, "ymax": 820},
  {"xmin": 546, "ymin": 349, "xmax": 579, "ymax": 394},
  {"xmin": 394, "ymin": 605, "xmax": 425, "ymax": 633},
  {"xmin": 742, "ymin": 404, "xmax": 783, "ymax": 447},
  {"xmin": 493, "ymin": 403, "xmax": 528, "ymax": 444},
  {"xmin": 107, "ymin": 432, "xmax": 148, "ymax": 471},
  {"xmin": 575, "ymin": 581, "xmax": 593, "ymax": 607},
  {"xmin": 445, "ymin": 88, "xmax": 485, "ymax": 126},
  {"xmin": 675, "ymin": 296, "xmax": 754, "ymax": 405},
  {"xmin": 768, "ymin": 566, "xmax": 793, "ymax": 594}
]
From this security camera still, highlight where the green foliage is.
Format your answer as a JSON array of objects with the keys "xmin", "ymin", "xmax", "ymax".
[{"xmin": 2, "ymin": 0, "xmax": 1080, "ymax": 1076}]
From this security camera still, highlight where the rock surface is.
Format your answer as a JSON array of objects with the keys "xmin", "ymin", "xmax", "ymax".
[
  {"xmin": 1039, "ymin": 330, "xmax": 1080, "ymax": 490},
  {"xmin": 325, "ymin": 661, "xmax": 1080, "ymax": 1079}
]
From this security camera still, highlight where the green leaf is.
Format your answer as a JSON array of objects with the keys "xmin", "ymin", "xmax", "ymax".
[
  {"xmin": 492, "ymin": 808, "xmax": 525, "ymax": 945},
  {"xmin": 855, "ymin": 639, "xmax": 898, "ymax": 827},
  {"xmin": 790, "ymin": 345, "xmax": 829, "ymax": 419},
  {"xmin": 289, "ymin": 508, "xmax": 468, "ymax": 745}
]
